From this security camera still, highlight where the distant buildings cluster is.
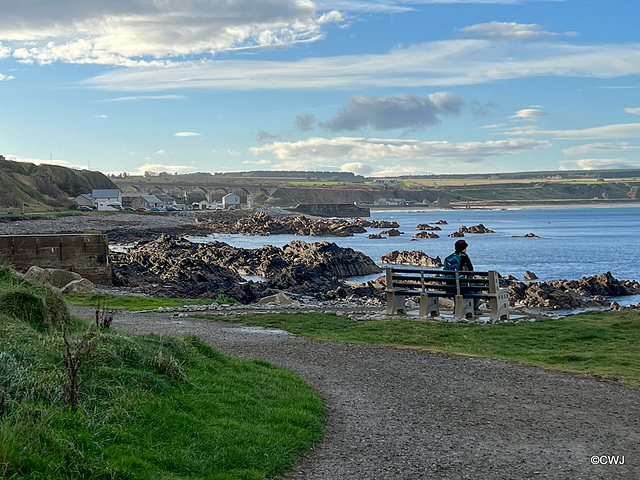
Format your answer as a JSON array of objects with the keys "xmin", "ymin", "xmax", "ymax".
[{"xmin": 74, "ymin": 189, "xmax": 241, "ymax": 211}]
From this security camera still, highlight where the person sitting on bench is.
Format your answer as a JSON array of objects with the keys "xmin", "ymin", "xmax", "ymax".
[{"xmin": 444, "ymin": 239, "xmax": 482, "ymax": 315}]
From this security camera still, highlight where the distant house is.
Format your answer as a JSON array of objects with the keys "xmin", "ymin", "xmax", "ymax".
[
  {"xmin": 130, "ymin": 194, "xmax": 163, "ymax": 209},
  {"xmin": 92, "ymin": 189, "xmax": 122, "ymax": 211},
  {"xmin": 155, "ymin": 194, "xmax": 179, "ymax": 207},
  {"xmin": 372, "ymin": 179, "xmax": 399, "ymax": 187},
  {"xmin": 222, "ymin": 193, "xmax": 241, "ymax": 209},
  {"xmin": 73, "ymin": 194, "xmax": 95, "ymax": 208}
]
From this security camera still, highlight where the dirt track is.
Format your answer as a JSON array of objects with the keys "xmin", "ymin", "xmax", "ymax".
[{"xmin": 70, "ymin": 306, "xmax": 640, "ymax": 480}]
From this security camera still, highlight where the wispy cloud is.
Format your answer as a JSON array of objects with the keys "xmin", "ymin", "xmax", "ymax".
[
  {"xmin": 251, "ymin": 136, "xmax": 551, "ymax": 166},
  {"xmin": 504, "ymin": 123, "xmax": 640, "ymax": 139},
  {"xmin": 562, "ymin": 142, "xmax": 640, "ymax": 155},
  {"xmin": 559, "ymin": 158, "xmax": 640, "ymax": 170},
  {"xmin": 510, "ymin": 108, "xmax": 549, "ymax": 120},
  {"xmin": 457, "ymin": 21, "xmax": 575, "ymax": 40},
  {"xmin": 624, "ymin": 107, "xmax": 640, "ymax": 115},
  {"xmin": 83, "ymin": 39, "xmax": 640, "ymax": 92},
  {"xmin": 296, "ymin": 114, "xmax": 317, "ymax": 132},
  {"xmin": 102, "ymin": 95, "xmax": 185, "ymax": 102}
]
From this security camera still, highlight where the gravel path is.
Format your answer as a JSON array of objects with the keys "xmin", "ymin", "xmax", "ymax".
[{"xmin": 69, "ymin": 306, "xmax": 639, "ymax": 480}]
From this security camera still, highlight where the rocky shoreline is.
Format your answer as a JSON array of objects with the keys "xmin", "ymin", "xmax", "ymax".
[{"xmin": 2, "ymin": 210, "xmax": 639, "ymax": 316}]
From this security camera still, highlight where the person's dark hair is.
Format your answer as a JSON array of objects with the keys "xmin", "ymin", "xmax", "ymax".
[{"xmin": 454, "ymin": 239, "xmax": 468, "ymax": 252}]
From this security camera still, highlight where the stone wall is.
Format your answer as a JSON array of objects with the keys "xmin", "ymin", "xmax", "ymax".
[{"xmin": 0, "ymin": 233, "xmax": 111, "ymax": 285}]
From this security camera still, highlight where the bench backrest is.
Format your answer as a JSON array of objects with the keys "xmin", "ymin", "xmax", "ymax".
[{"xmin": 385, "ymin": 266, "xmax": 501, "ymax": 296}]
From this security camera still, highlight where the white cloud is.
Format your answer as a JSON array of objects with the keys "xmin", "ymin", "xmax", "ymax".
[
  {"xmin": 320, "ymin": 93, "xmax": 464, "ymax": 131},
  {"xmin": 339, "ymin": 162, "xmax": 373, "ymax": 176},
  {"xmin": 156, "ymin": 149, "xmax": 166, "ymax": 155},
  {"xmin": 93, "ymin": 114, "xmax": 108, "ymax": 118},
  {"xmin": 1, "ymin": 73, "xmax": 15, "ymax": 81},
  {"xmin": 562, "ymin": 142, "xmax": 640, "ymax": 155},
  {"xmin": 458, "ymin": 21, "xmax": 565, "ymax": 40},
  {"xmin": 242, "ymin": 159, "xmax": 272, "ymax": 165},
  {"xmin": 510, "ymin": 108, "xmax": 549, "ymax": 120},
  {"xmin": 624, "ymin": 107, "xmax": 640, "ymax": 115},
  {"xmin": 504, "ymin": 123, "xmax": 640, "ymax": 139},
  {"xmin": 174, "ymin": 132, "xmax": 201, "ymax": 137},
  {"xmin": 559, "ymin": 158, "xmax": 640, "ymax": 170},
  {"xmin": 0, "ymin": 1, "xmax": 338, "ymax": 65},
  {"xmin": 83, "ymin": 39, "xmax": 640, "ymax": 92},
  {"xmin": 250, "ymin": 136, "xmax": 551, "ymax": 164}
]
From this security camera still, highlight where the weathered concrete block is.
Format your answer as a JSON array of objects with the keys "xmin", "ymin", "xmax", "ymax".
[{"xmin": 0, "ymin": 234, "xmax": 111, "ymax": 285}]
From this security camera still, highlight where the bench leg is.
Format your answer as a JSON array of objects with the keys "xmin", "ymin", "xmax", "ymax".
[
  {"xmin": 454, "ymin": 295, "xmax": 474, "ymax": 320},
  {"xmin": 489, "ymin": 293, "xmax": 510, "ymax": 323},
  {"xmin": 386, "ymin": 291, "xmax": 406, "ymax": 315},
  {"xmin": 419, "ymin": 293, "xmax": 439, "ymax": 317}
]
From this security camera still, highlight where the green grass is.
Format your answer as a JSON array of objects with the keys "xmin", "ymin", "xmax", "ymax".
[
  {"xmin": 1, "ymin": 267, "xmax": 324, "ymax": 479},
  {"xmin": 201, "ymin": 311, "xmax": 640, "ymax": 387},
  {"xmin": 64, "ymin": 292, "xmax": 238, "ymax": 311}
]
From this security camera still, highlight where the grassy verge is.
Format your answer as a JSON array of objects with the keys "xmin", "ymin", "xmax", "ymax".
[
  {"xmin": 64, "ymin": 292, "xmax": 238, "ymax": 311},
  {"xmin": 200, "ymin": 311, "xmax": 640, "ymax": 387},
  {"xmin": 1, "ymin": 268, "xmax": 324, "ymax": 479}
]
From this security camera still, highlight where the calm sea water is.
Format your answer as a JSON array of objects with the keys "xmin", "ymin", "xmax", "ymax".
[{"xmin": 190, "ymin": 206, "xmax": 640, "ymax": 284}]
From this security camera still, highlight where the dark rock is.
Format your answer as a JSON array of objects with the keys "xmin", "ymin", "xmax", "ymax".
[
  {"xmin": 416, "ymin": 224, "xmax": 441, "ymax": 231},
  {"xmin": 523, "ymin": 271, "xmax": 538, "ymax": 280},
  {"xmin": 456, "ymin": 224, "xmax": 495, "ymax": 234},
  {"xmin": 512, "ymin": 232, "xmax": 543, "ymax": 238},
  {"xmin": 412, "ymin": 231, "xmax": 439, "ymax": 239},
  {"xmin": 505, "ymin": 271, "xmax": 640, "ymax": 309},
  {"xmin": 196, "ymin": 211, "xmax": 368, "ymax": 237},
  {"xmin": 381, "ymin": 229, "xmax": 403, "ymax": 237},
  {"xmin": 380, "ymin": 250, "xmax": 442, "ymax": 268},
  {"xmin": 110, "ymin": 235, "xmax": 381, "ymax": 303}
]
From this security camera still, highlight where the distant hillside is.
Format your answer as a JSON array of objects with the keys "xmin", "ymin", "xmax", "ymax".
[{"xmin": 0, "ymin": 156, "xmax": 117, "ymax": 211}]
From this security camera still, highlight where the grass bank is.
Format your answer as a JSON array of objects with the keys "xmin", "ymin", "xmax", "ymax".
[
  {"xmin": 202, "ymin": 311, "xmax": 640, "ymax": 387},
  {"xmin": 64, "ymin": 292, "xmax": 238, "ymax": 311},
  {"xmin": 1, "ymin": 268, "xmax": 324, "ymax": 479}
]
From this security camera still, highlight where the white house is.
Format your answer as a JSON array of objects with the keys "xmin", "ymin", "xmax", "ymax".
[
  {"xmin": 92, "ymin": 189, "xmax": 122, "ymax": 211},
  {"xmin": 372, "ymin": 179, "xmax": 399, "ymax": 187},
  {"xmin": 222, "ymin": 193, "xmax": 241, "ymax": 209}
]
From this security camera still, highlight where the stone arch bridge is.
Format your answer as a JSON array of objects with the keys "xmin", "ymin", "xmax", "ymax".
[{"xmin": 118, "ymin": 183, "xmax": 280, "ymax": 204}]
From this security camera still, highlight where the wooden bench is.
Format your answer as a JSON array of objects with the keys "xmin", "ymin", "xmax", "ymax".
[{"xmin": 385, "ymin": 266, "xmax": 510, "ymax": 322}]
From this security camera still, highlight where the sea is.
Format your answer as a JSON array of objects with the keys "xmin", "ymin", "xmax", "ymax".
[{"xmin": 189, "ymin": 205, "xmax": 640, "ymax": 285}]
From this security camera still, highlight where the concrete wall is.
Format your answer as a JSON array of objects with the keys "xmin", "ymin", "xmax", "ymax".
[{"xmin": 0, "ymin": 233, "xmax": 112, "ymax": 285}]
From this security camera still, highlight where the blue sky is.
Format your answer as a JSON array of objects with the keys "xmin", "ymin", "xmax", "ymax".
[{"xmin": 1, "ymin": 0, "xmax": 640, "ymax": 177}]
